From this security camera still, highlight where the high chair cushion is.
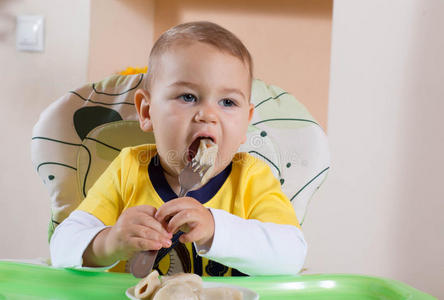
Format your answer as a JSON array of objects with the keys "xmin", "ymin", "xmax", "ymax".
[{"xmin": 31, "ymin": 74, "xmax": 329, "ymax": 240}]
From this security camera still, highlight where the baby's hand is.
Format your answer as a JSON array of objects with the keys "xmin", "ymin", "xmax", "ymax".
[
  {"xmin": 104, "ymin": 205, "xmax": 172, "ymax": 261},
  {"xmin": 155, "ymin": 197, "xmax": 215, "ymax": 247}
]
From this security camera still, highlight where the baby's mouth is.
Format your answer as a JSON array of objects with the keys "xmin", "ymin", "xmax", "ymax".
[{"xmin": 187, "ymin": 137, "xmax": 214, "ymax": 162}]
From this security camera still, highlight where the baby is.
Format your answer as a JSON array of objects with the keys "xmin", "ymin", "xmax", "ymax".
[{"xmin": 50, "ymin": 21, "xmax": 307, "ymax": 276}]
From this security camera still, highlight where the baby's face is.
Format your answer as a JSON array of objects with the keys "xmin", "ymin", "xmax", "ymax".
[{"xmin": 143, "ymin": 41, "xmax": 253, "ymax": 178}]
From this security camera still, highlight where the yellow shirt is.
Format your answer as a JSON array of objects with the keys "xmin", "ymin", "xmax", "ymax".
[{"xmin": 77, "ymin": 144, "xmax": 299, "ymax": 276}]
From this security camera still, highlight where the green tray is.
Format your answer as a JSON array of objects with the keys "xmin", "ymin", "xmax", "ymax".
[{"xmin": 0, "ymin": 261, "xmax": 435, "ymax": 299}]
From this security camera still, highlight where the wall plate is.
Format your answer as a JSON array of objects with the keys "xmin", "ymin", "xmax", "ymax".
[{"xmin": 16, "ymin": 15, "xmax": 44, "ymax": 52}]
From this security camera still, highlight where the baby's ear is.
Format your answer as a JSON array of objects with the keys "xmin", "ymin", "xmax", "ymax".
[
  {"xmin": 241, "ymin": 103, "xmax": 255, "ymax": 144},
  {"xmin": 248, "ymin": 103, "xmax": 254, "ymax": 122},
  {"xmin": 134, "ymin": 89, "xmax": 153, "ymax": 132}
]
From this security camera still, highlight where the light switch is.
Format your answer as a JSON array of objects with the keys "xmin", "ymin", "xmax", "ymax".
[{"xmin": 16, "ymin": 15, "xmax": 44, "ymax": 52}]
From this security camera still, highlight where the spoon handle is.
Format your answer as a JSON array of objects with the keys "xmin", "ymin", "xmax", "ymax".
[{"xmin": 129, "ymin": 250, "xmax": 158, "ymax": 278}]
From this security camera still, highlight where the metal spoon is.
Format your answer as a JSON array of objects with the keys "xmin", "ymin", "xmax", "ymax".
[{"xmin": 130, "ymin": 157, "xmax": 212, "ymax": 278}]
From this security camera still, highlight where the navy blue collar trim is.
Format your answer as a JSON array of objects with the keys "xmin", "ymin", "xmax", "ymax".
[{"xmin": 148, "ymin": 154, "xmax": 232, "ymax": 204}]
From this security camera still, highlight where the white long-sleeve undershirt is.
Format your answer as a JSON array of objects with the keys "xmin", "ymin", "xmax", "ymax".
[{"xmin": 50, "ymin": 208, "xmax": 307, "ymax": 276}]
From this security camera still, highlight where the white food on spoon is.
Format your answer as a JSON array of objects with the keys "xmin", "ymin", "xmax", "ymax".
[{"xmin": 192, "ymin": 138, "xmax": 218, "ymax": 185}]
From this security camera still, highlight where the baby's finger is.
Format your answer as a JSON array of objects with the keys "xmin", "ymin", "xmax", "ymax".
[
  {"xmin": 130, "ymin": 225, "xmax": 172, "ymax": 248},
  {"xmin": 179, "ymin": 229, "xmax": 203, "ymax": 244},
  {"xmin": 154, "ymin": 201, "xmax": 183, "ymax": 224},
  {"xmin": 129, "ymin": 237, "xmax": 163, "ymax": 252},
  {"xmin": 134, "ymin": 205, "xmax": 157, "ymax": 217},
  {"xmin": 166, "ymin": 209, "xmax": 197, "ymax": 234},
  {"xmin": 155, "ymin": 198, "xmax": 197, "ymax": 224},
  {"xmin": 134, "ymin": 215, "xmax": 171, "ymax": 239}
]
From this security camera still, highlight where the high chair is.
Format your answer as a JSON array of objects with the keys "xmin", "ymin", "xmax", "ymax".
[
  {"xmin": 31, "ymin": 74, "xmax": 330, "ymax": 258},
  {"xmin": 1, "ymin": 77, "xmax": 431, "ymax": 297}
]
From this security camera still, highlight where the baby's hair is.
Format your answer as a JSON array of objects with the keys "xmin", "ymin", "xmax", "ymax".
[{"xmin": 145, "ymin": 21, "xmax": 253, "ymax": 90}]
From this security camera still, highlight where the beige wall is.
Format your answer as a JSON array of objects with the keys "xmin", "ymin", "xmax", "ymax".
[
  {"xmin": 88, "ymin": 0, "xmax": 332, "ymax": 130},
  {"xmin": 87, "ymin": 0, "xmax": 155, "ymax": 82},
  {"xmin": 303, "ymin": 0, "xmax": 444, "ymax": 297},
  {"xmin": 0, "ymin": 0, "xmax": 90, "ymax": 258}
]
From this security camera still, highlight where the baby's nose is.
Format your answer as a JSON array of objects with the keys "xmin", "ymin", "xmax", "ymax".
[{"xmin": 194, "ymin": 105, "xmax": 217, "ymax": 123}]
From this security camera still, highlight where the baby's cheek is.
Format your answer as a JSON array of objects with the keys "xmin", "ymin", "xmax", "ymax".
[{"xmin": 217, "ymin": 148, "xmax": 235, "ymax": 168}]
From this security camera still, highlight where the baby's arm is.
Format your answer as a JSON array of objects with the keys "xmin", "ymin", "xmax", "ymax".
[
  {"xmin": 50, "ymin": 210, "xmax": 109, "ymax": 268},
  {"xmin": 195, "ymin": 208, "xmax": 306, "ymax": 276},
  {"xmin": 194, "ymin": 157, "xmax": 307, "ymax": 276},
  {"xmin": 83, "ymin": 205, "xmax": 172, "ymax": 267},
  {"xmin": 154, "ymin": 196, "xmax": 306, "ymax": 276},
  {"xmin": 50, "ymin": 206, "xmax": 172, "ymax": 268}
]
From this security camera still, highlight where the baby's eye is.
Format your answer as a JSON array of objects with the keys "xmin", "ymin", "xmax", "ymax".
[
  {"xmin": 180, "ymin": 94, "xmax": 197, "ymax": 103},
  {"xmin": 220, "ymin": 99, "xmax": 236, "ymax": 107}
]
